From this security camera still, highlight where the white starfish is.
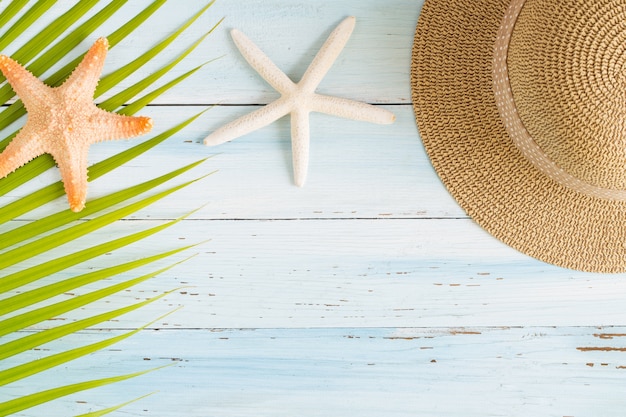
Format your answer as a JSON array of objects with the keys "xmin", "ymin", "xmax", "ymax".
[{"xmin": 204, "ymin": 16, "xmax": 396, "ymax": 187}]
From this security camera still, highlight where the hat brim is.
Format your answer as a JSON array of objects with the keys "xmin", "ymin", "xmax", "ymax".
[{"xmin": 411, "ymin": 0, "xmax": 626, "ymax": 273}]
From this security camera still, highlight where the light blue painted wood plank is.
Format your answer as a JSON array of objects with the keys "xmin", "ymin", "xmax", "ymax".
[
  {"xmin": 0, "ymin": 105, "xmax": 463, "ymax": 220},
  {"xmin": 198, "ymin": 0, "xmax": 420, "ymax": 104},
  {"xmin": 5, "ymin": 327, "xmax": 626, "ymax": 416},
  {"xmin": 0, "ymin": 0, "xmax": 419, "ymax": 104},
  {"xmin": 4, "ymin": 218, "xmax": 626, "ymax": 330}
]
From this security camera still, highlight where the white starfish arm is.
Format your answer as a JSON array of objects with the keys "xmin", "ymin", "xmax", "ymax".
[
  {"xmin": 290, "ymin": 108, "xmax": 310, "ymax": 187},
  {"xmin": 61, "ymin": 37, "xmax": 108, "ymax": 99},
  {"xmin": 204, "ymin": 99, "xmax": 292, "ymax": 145},
  {"xmin": 231, "ymin": 29, "xmax": 295, "ymax": 94},
  {"xmin": 299, "ymin": 16, "xmax": 356, "ymax": 93},
  {"xmin": 311, "ymin": 94, "xmax": 396, "ymax": 124}
]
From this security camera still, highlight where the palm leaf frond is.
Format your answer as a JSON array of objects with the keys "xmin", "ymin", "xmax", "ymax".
[
  {"xmin": 0, "ymin": 1, "xmax": 219, "ymax": 414},
  {"xmin": 0, "ymin": 366, "xmax": 169, "ymax": 416},
  {"xmin": 74, "ymin": 393, "xmax": 156, "ymax": 417}
]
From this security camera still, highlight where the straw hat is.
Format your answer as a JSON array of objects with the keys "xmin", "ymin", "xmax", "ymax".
[{"xmin": 411, "ymin": 0, "xmax": 626, "ymax": 272}]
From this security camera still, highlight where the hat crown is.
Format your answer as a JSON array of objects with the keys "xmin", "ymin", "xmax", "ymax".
[{"xmin": 507, "ymin": 0, "xmax": 626, "ymax": 191}]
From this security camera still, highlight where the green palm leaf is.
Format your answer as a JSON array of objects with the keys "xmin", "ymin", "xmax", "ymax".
[
  {"xmin": 0, "ymin": 367, "xmax": 169, "ymax": 416},
  {"xmin": 0, "ymin": 0, "xmax": 57, "ymax": 53},
  {"xmin": 0, "ymin": 305, "xmax": 178, "ymax": 387},
  {"xmin": 74, "ymin": 394, "xmax": 156, "ymax": 417},
  {"xmin": 0, "ymin": 1, "xmax": 219, "ymax": 415},
  {"xmin": 0, "ymin": 1, "xmax": 28, "ymax": 28}
]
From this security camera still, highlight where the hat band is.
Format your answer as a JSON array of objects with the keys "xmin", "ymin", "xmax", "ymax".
[{"xmin": 492, "ymin": 0, "xmax": 626, "ymax": 201}]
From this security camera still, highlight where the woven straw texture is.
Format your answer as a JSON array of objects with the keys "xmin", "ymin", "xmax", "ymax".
[{"xmin": 411, "ymin": 0, "xmax": 626, "ymax": 272}]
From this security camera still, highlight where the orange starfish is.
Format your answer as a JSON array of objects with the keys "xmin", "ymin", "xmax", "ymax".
[{"xmin": 0, "ymin": 37, "xmax": 153, "ymax": 212}]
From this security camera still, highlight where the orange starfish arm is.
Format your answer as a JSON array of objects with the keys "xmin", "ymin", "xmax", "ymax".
[
  {"xmin": 60, "ymin": 37, "xmax": 109, "ymax": 99},
  {"xmin": 0, "ymin": 56, "xmax": 52, "ymax": 108},
  {"xmin": 53, "ymin": 144, "xmax": 90, "ymax": 212},
  {"xmin": 0, "ymin": 125, "xmax": 48, "ymax": 178},
  {"xmin": 88, "ymin": 108, "xmax": 154, "ymax": 142}
]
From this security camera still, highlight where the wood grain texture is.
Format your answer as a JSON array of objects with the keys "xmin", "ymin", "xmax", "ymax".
[
  {"xmin": 6, "ymin": 327, "xmax": 626, "ymax": 416},
  {"xmin": 2, "ymin": 1, "xmax": 626, "ymax": 416},
  {"xmin": 0, "ymin": 0, "xmax": 416, "ymax": 104}
]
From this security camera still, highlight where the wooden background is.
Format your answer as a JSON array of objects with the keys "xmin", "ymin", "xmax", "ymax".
[{"xmin": 3, "ymin": 1, "xmax": 626, "ymax": 416}]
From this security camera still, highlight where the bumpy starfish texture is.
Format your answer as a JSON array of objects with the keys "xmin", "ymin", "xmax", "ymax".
[
  {"xmin": 0, "ymin": 37, "xmax": 153, "ymax": 212},
  {"xmin": 204, "ymin": 16, "xmax": 395, "ymax": 186}
]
